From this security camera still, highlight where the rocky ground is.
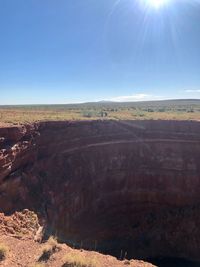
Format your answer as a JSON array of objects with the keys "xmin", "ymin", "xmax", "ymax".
[{"xmin": 0, "ymin": 210, "xmax": 156, "ymax": 267}]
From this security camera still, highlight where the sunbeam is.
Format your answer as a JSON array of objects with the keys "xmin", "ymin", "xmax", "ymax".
[{"xmin": 142, "ymin": 0, "xmax": 171, "ymax": 9}]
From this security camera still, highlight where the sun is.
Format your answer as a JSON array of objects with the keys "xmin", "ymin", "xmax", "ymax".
[{"xmin": 146, "ymin": 0, "xmax": 168, "ymax": 8}]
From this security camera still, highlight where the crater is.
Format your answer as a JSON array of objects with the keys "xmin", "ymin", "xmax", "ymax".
[{"xmin": 1, "ymin": 120, "xmax": 200, "ymax": 266}]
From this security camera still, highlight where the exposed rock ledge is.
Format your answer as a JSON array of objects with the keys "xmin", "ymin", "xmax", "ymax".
[
  {"xmin": 0, "ymin": 120, "xmax": 200, "ymax": 262},
  {"xmin": 0, "ymin": 210, "xmax": 156, "ymax": 267}
]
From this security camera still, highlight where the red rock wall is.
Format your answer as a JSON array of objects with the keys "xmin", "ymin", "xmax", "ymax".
[{"xmin": 0, "ymin": 120, "xmax": 200, "ymax": 261}]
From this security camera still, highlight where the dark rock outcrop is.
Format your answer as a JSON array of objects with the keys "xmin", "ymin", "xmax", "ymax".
[{"xmin": 0, "ymin": 120, "xmax": 200, "ymax": 261}]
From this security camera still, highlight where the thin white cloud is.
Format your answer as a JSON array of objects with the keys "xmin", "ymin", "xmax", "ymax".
[
  {"xmin": 184, "ymin": 89, "xmax": 200, "ymax": 93},
  {"xmin": 110, "ymin": 93, "xmax": 162, "ymax": 102}
]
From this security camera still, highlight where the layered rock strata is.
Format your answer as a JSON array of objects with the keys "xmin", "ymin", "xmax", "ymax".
[{"xmin": 0, "ymin": 120, "xmax": 200, "ymax": 261}]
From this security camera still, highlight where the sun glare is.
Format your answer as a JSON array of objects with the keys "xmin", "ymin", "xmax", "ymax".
[{"xmin": 146, "ymin": 0, "xmax": 168, "ymax": 8}]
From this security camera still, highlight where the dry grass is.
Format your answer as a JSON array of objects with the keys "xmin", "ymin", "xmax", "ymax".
[
  {"xmin": 45, "ymin": 236, "xmax": 58, "ymax": 249},
  {"xmin": 1, "ymin": 100, "xmax": 200, "ymax": 125},
  {"xmin": 0, "ymin": 243, "xmax": 8, "ymax": 261},
  {"xmin": 62, "ymin": 251, "xmax": 100, "ymax": 267},
  {"xmin": 0, "ymin": 108, "xmax": 100, "ymax": 124},
  {"xmin": 38, "ymin": 236, "xmax": 60, "ymax": 262}
]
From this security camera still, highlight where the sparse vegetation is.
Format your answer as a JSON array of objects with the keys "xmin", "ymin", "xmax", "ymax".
[
  {"xmin": 0, "ymin": 243, "xmax": 8, "ymax": 261},
  {"xmin": 38, "ymin": 236, "xmax": 60, "ymax": 262},
  {"xmin": 0, "ymin": 210, "xmax": 155, "ymax": 267},
  {"xmin": 62, "ymin": 252, "xmax": 100, "ymax": 267},
  {"xmin": 1, "ymin": 99, "xmax": 200, "ymax": 125}
]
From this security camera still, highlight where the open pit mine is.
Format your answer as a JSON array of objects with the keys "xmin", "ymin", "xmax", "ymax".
[{"xmin": 0, "ymin": 120, "xmax": 200, "ymax": 266}]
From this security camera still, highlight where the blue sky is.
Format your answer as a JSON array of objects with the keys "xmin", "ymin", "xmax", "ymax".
[{"xmin": 0, "ymin": 0, "xmax": 200, "ymax": 104}]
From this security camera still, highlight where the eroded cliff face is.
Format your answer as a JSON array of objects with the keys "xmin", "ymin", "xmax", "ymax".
[{"xmin": 0, "ymin": 120, "xmax": 200, "ymax": 262}]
